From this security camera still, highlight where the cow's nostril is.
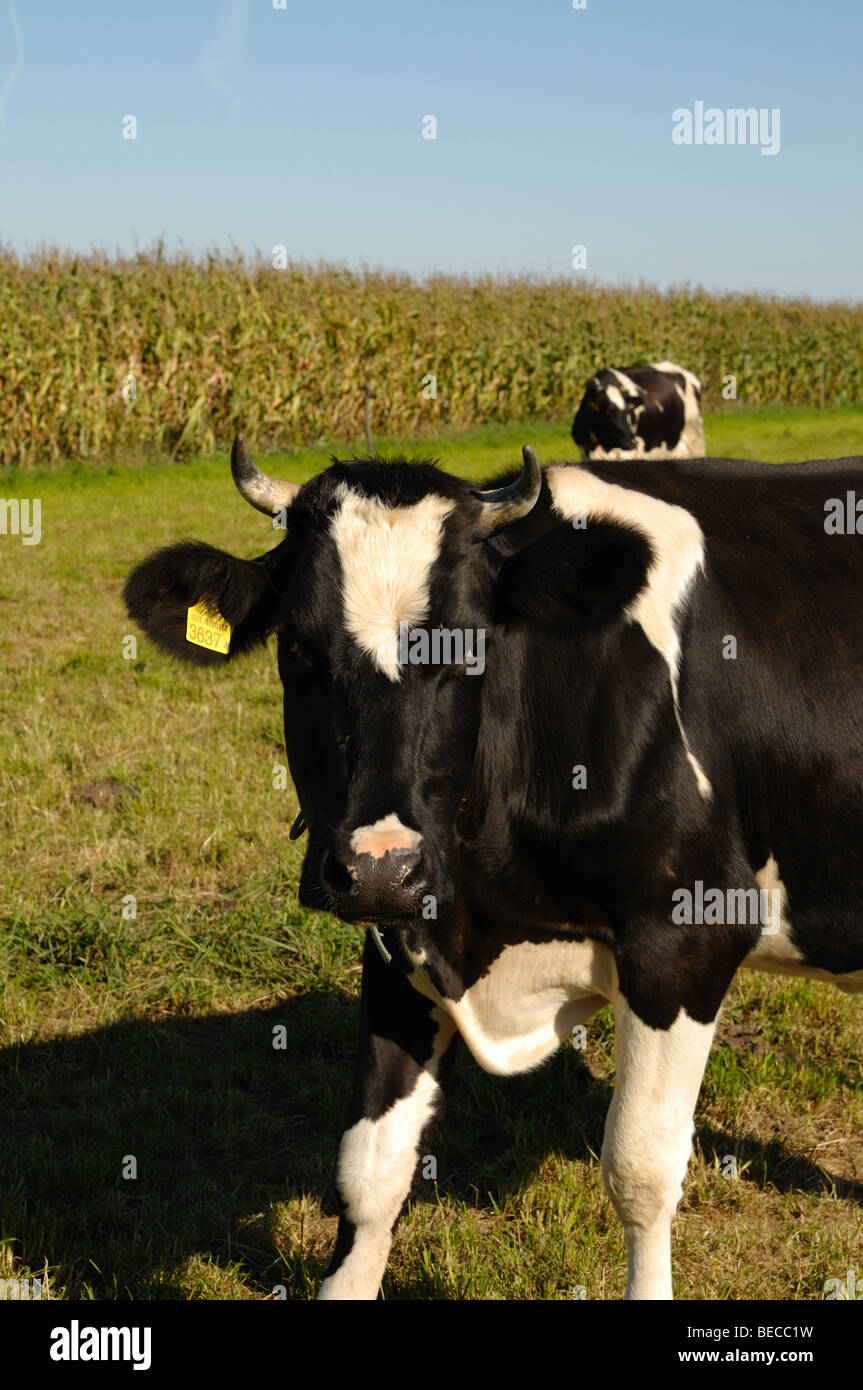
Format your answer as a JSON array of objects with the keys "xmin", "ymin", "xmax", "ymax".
[
  {"xmin": 332, "ymin": 845, "xmax": 427, "ymax": 914},
  {"xmin": 394, "ymin": 848, "xmax": 422, "ymax": 884},
  {"xmin": 343, "ymin": 845, "xmax": 422, "ymax": 885}
]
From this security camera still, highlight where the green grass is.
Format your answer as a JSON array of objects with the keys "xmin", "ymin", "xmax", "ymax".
[{"xmin": 1, "ymin": 408, "xmax": 861, "ymax": 1300}]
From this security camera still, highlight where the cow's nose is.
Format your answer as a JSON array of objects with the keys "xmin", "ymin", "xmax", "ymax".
[
  {"xmin": 343, "ymin": 844, "xmax": 423, "ymax": 890},
  {"xmin": 333, "ymin": 843, "xmax": 428, "ymax": 917},
  {"xmin": 333, "ymin": 817, "xmax": 429, "ymax": 915},
  {"xmin": 324, "ymin": 815, "xmax": 433, "ymax": 917}
]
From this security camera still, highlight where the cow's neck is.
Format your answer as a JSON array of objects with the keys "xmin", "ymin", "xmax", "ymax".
[{"xmin": 453, "ymin": 618, "xmax": 686, "ymax": 925}]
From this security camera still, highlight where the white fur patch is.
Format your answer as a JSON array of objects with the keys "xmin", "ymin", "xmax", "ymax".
[
  {"xmin": 546, "ymin": 466, "xmax": 712, "ymax": 799},
  {"xmin": 317, "ymin": 1011, "xmax": 456, "ymax": 1300},
  {"xmin": 580, "ymin": 441, "xmax": 647, "ymax": 462},
  {"xmin": 744, "ymin": 856, "xmax": 863, "ymax": 993},
  {"xmin": 336, "ymin": 1070, "xmax": 440, "ymax": 1230},
  {"xmin": 331, "ymin": 487, "xmax": 455, "ymax": 681},
  {"xmin": 652, "ymin": 361, "xmax": 701, "ymax": 394},
  {"xmin": 607, "ymin": 368, "xmax": 642, "ymax": 401},
  {"xmin": 408, "ymin": 936, "xmax": 714, "ymax": 1300},
  {"xmin": 602, "ymin": 1000, "xmax": 716, "ymax": 1299},
  {"xmin": 350, "ymin": 813, "xmax": 422, "ymax": 858},
  {"xmin": 410, "ymin": 937, "xmax": 617, "ymax": 1075},
  {"xmin": 604, "ymin": 382, "xmax": 627, "ymax": 412},
  {"xmin": 651, "ymin": 362, "xmax": 705, "ymax": 457}
]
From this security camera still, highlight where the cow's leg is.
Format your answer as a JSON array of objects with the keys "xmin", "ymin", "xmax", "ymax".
[
  {"xmin": 601, "ymin": 996, "xmax": 717, "ymax": 1300},
  {"xmin": 317, "ymin": 934, "xmax": 456, "ymax": 1301}
]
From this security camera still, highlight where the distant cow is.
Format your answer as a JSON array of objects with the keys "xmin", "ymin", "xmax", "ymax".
[{"xmin": 572, "ymin": 361, "xmax": 705, "ymax": 460}]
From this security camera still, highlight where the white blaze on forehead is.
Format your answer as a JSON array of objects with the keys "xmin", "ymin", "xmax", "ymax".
[
  {"xmin": 330, "ymin": 486, "xmax": 455, "ymax": 681},
  {"xmin": 603, "ymin": 382, "xmax": 627, "ymax": 412},
  {"xmin": 547, "ymin": 466, "xmax": 712, "ymax": 799}
]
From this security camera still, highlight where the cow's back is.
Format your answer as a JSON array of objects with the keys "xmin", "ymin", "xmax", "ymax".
[{"xmin": 587, "ymin": 455, "xmax": 863, "ymax": 983}]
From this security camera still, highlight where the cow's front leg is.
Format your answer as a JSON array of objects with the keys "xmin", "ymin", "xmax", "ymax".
[
  {"xmin": 317, "ymin": 933, "xmax": 457, "ymax": 1300},
  {"xmin": 601, "ymin": 994, "xmax": 717, "ymax": 1300}
]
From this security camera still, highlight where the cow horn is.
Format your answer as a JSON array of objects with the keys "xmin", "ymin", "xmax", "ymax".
[
  {"xmin": 473, "ymin": 445, "xmax": 543, "ymax": 531},
  {"xmin": 231, "ymin": 433, "xmax": 300, "ymax": 516}
]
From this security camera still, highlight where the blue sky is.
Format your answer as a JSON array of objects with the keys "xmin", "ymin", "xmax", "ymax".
[{"xmin": 1, "ymin": 0, "xmax": 860, "ymax": 300}]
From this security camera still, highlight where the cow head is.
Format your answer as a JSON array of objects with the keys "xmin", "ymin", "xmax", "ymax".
[
  {"xmin": 124, "ymin": 439, "xmax": 534, "ymax": 924},
  {"xmin": 572, "ymin": 372, "xmax": 642, "ymax": 454},
  {"xmin": 125, "ymin": 437, "xmax": 650, "ymax": 931}
]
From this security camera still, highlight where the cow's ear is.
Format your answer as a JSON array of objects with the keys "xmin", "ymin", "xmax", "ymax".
[
  {"xmin": 124, "ymin": 541, "xmax": 279, "ymax": 666},
  {"xmin": 493, "ymin": 520, "xmax": 652, "ymax": 633}
]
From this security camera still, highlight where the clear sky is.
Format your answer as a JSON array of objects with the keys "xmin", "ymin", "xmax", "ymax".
[{"xmin": 1, "ymin": 0, "xmax": 860, "ymax": 300}]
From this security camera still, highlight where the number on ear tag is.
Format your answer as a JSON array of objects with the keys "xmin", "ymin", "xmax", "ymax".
[{"xmin": 186, "ymin": 600, "xmax": 231, "ymax": 655}]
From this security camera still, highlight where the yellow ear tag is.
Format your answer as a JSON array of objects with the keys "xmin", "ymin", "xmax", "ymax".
[{"xmin": 186, "ymin": 600, "xmax": 231, "ymax": 655}]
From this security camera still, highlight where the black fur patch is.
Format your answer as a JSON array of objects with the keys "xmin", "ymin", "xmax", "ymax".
[{"xmin": 494, "ymin": 519, "xmax": 652, "ymax": 632}]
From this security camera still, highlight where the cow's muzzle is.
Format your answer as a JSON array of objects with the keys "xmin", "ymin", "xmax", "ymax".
[
  {"xmin": 308, "ymin": 839, "xmax": 435, "ymax": 921},
  {"xmin": 341, "ymin": 844, "xmax": 427, "ymax": 917}
]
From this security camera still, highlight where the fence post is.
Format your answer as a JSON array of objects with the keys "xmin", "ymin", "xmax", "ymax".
[{"xmin": 363, "ymin": 382, "xmax": 375, "ymax": 454}]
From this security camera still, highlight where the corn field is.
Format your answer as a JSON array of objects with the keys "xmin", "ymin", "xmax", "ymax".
[{"xmin": 1, "ymin": 248, "xmax": 861, "ymax": 466}]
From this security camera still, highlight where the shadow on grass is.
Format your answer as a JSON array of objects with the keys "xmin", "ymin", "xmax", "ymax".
[
  {"xmin": 694, "ymin": 1125, "xmax": 863, "ymax": 1205},
  {"xmin": 0, "ymin": 994, "xmax": 358, "ymax": 1300},
  {"xmin": 1, "ymin": 999, "xmax": 859, "ymax": 1300}
]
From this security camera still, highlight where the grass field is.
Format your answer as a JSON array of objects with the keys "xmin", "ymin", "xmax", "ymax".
[{"xmin": 1, "ymin": 405, "xmax": 861, "ymax": 1300}]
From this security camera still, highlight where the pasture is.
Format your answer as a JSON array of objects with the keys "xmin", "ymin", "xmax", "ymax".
[{"xmin": 1, "ymin": 405, "xmax": 861, "ymax": 1300}]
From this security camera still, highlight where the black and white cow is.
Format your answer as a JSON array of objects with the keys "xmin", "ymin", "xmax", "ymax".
[
  {"xmin": 125, "ymin": 437, "xmax": 863, "ymax": 1300},
  {"xmin": 572, "ymin": 361, "xmax": 705, "ymax": 460}
]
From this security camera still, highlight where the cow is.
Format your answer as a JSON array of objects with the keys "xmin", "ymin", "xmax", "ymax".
[
  {"xmin": 124, "ymin": 435, "xmax": 863, "ymax": 1301},
  {"xmin": 572, "ymin": 361, "xmax": 705, "ymax": 460}
]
